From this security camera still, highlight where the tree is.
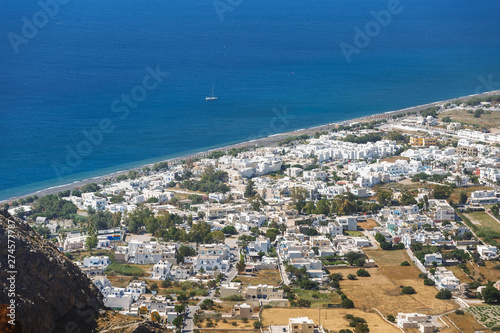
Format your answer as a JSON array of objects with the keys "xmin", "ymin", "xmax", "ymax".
[
  {"xmin": 423, "ymin": 279, "xmax": 435, "ymax": 286},
  {"xmin": 85, "ymin": 233, "xmax": 98, "ymax": 252},
  {"xmin": 305, "ymin": 228, "xmax": 319, "ymax": 236},
  {"xmin": 210, "ymin": 230, "xmax": 225, "ymax": 244},
  {"xmin": 354, "ymin": 322, "xmax": 369, "ymax": 333},
  {"xmin": 435, "ymin": 289, "xmax": 452, "ymax": 299},
  {"xmin": 221, "ymin": 225, "xmax": 238, "ymax": 235},
  {"xmin": 253, "ymin": 321, "xmax": 263, "ymax": 329},
  {"xmin": 459, "ymin": 191, "xmax": 468, "ymax": 205},
  {"xmin": 356, "ymin": 269, "xmax": 370, "ymax": 277},
  {"xmin": 386, "ymin": 314, "xmax": 395, "ymax": 322},
  {"xmin": 266, "ymin": 228, "xmax": 280, "ymax": 242},
  {"xmin": 236, "ymin": 259, "xmax": 246, "ymax": 273},
  {"xmin": 80, "ymin": 183, "xmax": 100, "ymax": 193},
  {"xmin": 291, "ymin": 187, "xmax": 308, "ymax": 214},
  {"xmin": 172, "ymin": 316, "xmax": 183, "ymax": 328},
  {"xmin": 346, "ymin": 251, "xmax": 359, "ymax": 266},
  {"xmin": 401, "ymin": 286, "xmax": 416, "ymax": 294},
  {"xmin": 14, "ymin": 207, "xmax": 26, "ymax": 218},
  {"xmin": 400, "ymin": 191, "xmax": 417, "ymax": 205},
  {"xmin": 315, "ymin": 199, "xmax": 330, "ymax": 215},
  {"xmin": 296, "ymin": 299, "xmax": 312, "ymax": 307},
  {"xmin": 341, "ymin": 298, "xmax": 354, "ymax": 309},
  {"xmin": 433, "ymin": 185, "xmax": 453, "ymax": 200},
  {"xmin": 329, "ymin": 273, "xmax": 343, "ymax": 281},
  {"xmin": 481, "ymin": 285, "xmax": 500, "ymax": 304},
  {"xmin": 200, "ymin": 299, "xmax": 214, "ymax": 310},
  {"xmin": 353, "ymin": 258, "xmax": 365, "ymax": 267},
  {"xmin": 400, "ymin": 261, "xmax": 410, "ymax": 266},
  {"xmin": 338, "ymin": 200, "xmax": 357, "ymax": 216},
  {"xmin": 442, "ymin": 116, "xmax": 452, "ymax": 123},
  {"xmin": 376, "ymin": 189, "xmax": 393, "ymax": 206},
  {"xmin": 244, "ymin": 180, "xmax": 257, "ymax": 198}
]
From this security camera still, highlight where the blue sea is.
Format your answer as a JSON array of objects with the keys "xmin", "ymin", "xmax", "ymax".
[{"xmin": 1, "ymin": 0, "xmax": 500, "ymax": 200}]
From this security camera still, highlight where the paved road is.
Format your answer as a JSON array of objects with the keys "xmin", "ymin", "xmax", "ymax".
[
  {"xmin": 183, "ymin": 305, "xmax": 200, "ymax": 333},
  {"xmin": 277, "ymin": 252, "xmax": 290, "ymax": 285}
]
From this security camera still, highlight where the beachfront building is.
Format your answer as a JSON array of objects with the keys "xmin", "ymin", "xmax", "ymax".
[
  {"xmin": 82, "ymin": 192, "xmax": 107, "ymax": 211},
  {"xmin": 409, "ymin": 136, "xmax": 438, "ymax": 147}
]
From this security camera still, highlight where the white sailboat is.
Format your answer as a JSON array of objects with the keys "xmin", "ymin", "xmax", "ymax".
[{"xmin": 206, "ymin": 83, "xmax": 218, "ymax": 101}]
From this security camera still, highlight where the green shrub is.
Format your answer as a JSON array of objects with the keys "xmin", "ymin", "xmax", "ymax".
[
  {"xmin": 356, "ymin": 269, "xmax": 370, "ymax": 277},
  {"xmin": 401, "ymin": 286, "xmax": 416, "ymax": 294},
  {"xmin": 435, "ymin": 289, "xmax": 452, "ymax": 299},
  {"xmin": 423, "ymin": 279, "xmax": 435, "ymax": 286},
  {"xmin": 400, "ymin": 261, "xmax": 410, "ymax": 266},
  {"xmin": 222, "ymin": 295, "xmax": 245, "ymax": 301},
  {"xmin": 105, "ymin": 263, "xmax": 145, "ymax": 276}
]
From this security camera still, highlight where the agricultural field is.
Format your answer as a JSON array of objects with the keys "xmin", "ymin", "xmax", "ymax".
[
  {"xmin": 438, "ymin": 108, "xmax": 500, "ymax": 129},
  {"xmin": 441, "ymin": 312, "xmax": 491, "ymax": 333},
  {"xmin": 337, "ymin": 250, "xmax": 460, "ymax": 316},
  {"xmin": 358, "ymin": 218, "xmax": 379, "ymax": 230},
  {"xmin": 262, "ymin": 308, "xmax": 400, "ymax": 333},
  {"xmin": 196, "ymin": 317, "xmax": 257, "ymax": 329},
  {"xmin": 365, "ymin": 249, "xmax": 411, "ymax": 267},
  {"xmin": 475, "ymin": 261, "xmax": 500, "ymax": 282},
  {"xmin": 213, "ymin": 300, "xmax": 260, "ymax": 313},
  {"xmin": 467, "ymin": 305, "xmax": 500, "ymax": 330},
  {"xmin": 344, "ymin": 230, "xmax": 364, "ymax": 237},
  {"xmin": 292, "ymin": 289, "xmax": 341, "ymax": 308},
  {"xmin": 464, "ymin": 211, "xmax": 500, "ymax": 232},
  {"xmin": 106, "ymin": 275, "xmax": 131, "ymax": 288},
  {"xmin": 449, "ymin": 185, "xmax": 492, "ymax": 203},
  {"xmin": 105, "ymin": 262, "xmax": 153, "ymax": 277},
  {"xmin": 64, "ymin": 249, "xmax": 113, "ymax": 262},
  {"xmin": 447, "ymin": 264, "xmax": 474, "ymax": 284},
  {"xmin": 234, "ymin": 269, "xmax": 282, "ymax": 286},
  {"xmin": 380, "ymin": 156, "xmax": 410, "ymax": 163}
]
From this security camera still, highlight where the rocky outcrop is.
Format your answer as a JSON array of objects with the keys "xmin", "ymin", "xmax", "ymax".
[{"xmin": 0, "ymin": 210, "xmax": 104, "ymax": 332}]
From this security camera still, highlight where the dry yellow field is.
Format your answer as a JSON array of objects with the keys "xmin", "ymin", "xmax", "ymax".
[
  {"xmin": 475, "ymin": 260, "xmax": 500, "ymax": 282},
  {"xmin": 358, "ymin": 218, "xmax": 379, "ymax": 230},
  {"xmin": 262, "ymin": 308, "xmax": 400, "ymax": 333},
  {"xmin": 438, "ymin": 108, "xmax": 500, "ymax": 128},
  {"xmin": 442, "ymin": 313, "xmax": 492, "ymax": 333},
  {"xmin": 336, "ymin": 250, "xmax": 460, "ymax": 316},
  {"xmin": 235, "ymin": 269, "xmax": 282, "ymax": 286},
  {"xmin": 447, "ymin": 265, "xmax": 474, "ymax": 284},
  {"xmin": 198, "ymin": 319, "xmax": 255, "ymax": 329}
]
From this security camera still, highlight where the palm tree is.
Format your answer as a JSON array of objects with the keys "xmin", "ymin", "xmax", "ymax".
[{"xmin": 236, "ymin": 260, "xmax": 246, "ymax": 274}]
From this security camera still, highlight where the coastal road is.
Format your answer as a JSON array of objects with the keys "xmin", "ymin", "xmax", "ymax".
[{"xmin": 4, "ymin": 89, "xmax": 499, "ymax": 204}]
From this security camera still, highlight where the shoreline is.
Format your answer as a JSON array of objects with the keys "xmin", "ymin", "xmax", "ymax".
[{"xmin": 2, "ymin": 89, "xmax": 499, "ymax": 203}]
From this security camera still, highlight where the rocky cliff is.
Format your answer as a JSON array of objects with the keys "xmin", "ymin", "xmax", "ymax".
[{"xmin": 0, "ymin": 210, "xmax": 104, "ymax": 332}]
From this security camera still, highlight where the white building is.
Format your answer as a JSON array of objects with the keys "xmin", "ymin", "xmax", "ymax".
[
  {"xmin": 337, "ymin": 216, "xmax": 357, "ymax": 231},
  {"xmin": 83, "ymin": 256, "xmax": 110, "ymax": 268},
  {"xmin": 477, "ymin": 245, "xmax": 498, "ymax": 259},
  {"xmin": 82, "ymin": 193, "xmax": 107, "ymax": 211},
  {"xmin": 424, "ymin": 252, "xmax": 442, "ymax": 266},
  {"xmin": 126, "ymin": 280, "xmax": 147, "ymax": 301},
  {"xmin": 151, "ymin": 261, "xmax": 172, "ymax": 280}
]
